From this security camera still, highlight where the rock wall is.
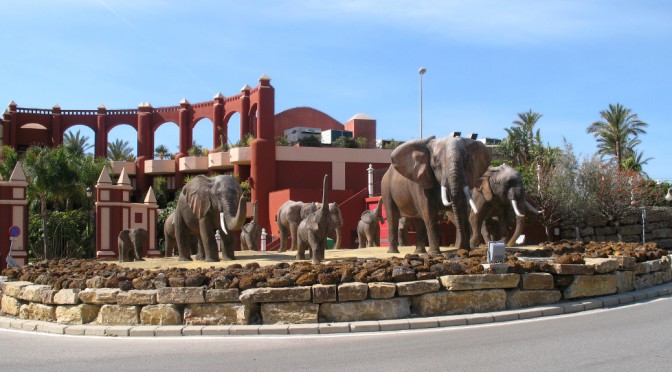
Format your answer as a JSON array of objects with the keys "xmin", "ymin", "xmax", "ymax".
[
  {"xmin": 2, "ymin": 255, "xmax": 670, "ymax": 326},
  {"xmin": 560, "ymin": 206, "xmax": 672, "ymax": 248}
]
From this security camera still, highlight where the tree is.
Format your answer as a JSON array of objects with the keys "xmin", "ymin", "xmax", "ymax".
[
  {"xmin": 0, "ymin": 145, "xmax": 19, "ymax": 180},
  {"xmin": 154, "ymin": 145, "xmax": 172, "ymax": 160},
  {"xmin": 22, "ymin": 146, "xmax": 79, "ymax": 258},
  {"xmin": 587, "ymin": 103, "xmax": 648, "ymax": 170},
  {"xmin": 187, "ymin": 142, "xmax": 204, "ymax": 156},
  {"xmin": 499, "ymin": 110, "xmax": 543, "ymax": 167},
  {"xmin": 621, "ymin": 149, "xmax": 652, "ymax": 175},
  {"xmin": 63, "ymin": 130, "xmax": 93, "ymax": 156},
  {"xmin": 107, "ymin": 139, "xmax": 136, "ymax": 161}
]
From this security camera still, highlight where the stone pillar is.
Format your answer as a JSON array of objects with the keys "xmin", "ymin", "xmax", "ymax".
[
  {"xmin": 135, "ymin": 103, "xmax": 152, "ymax": 200},
  {"xmin": 7, "ymin": 101, "xmax": 17, "ymax": 148},
  {"xmin": 234, "ymin": 86, "xmax": 251, "ymax": 179},
  {"xmin": 213, "ymin": 93, "xmax": 224, "ymax": 150},
  {"xmin": 250, "ymin": 74, "xmax": 276, "ymax": 234},
  {"xmin": 95, "ymin": 105, "xmax": 107, "ymax": 159},
  {"xmin": 143, "ymin": 187, "xmax": 161, "ymax": 257},
  {"xmin": 0, "ymin": 162, "xmax": 28, "ymax": 269},
  {"xmin": 95, "ymin": 167, "xmax": 133, "ymax": 259},
  {"xmin": 51, "ymin": 104, "xmax": 62, "ymax": 147},
  {"xmin": 175, "ymin": 99, "xmax": 191, "ymax": 189}
]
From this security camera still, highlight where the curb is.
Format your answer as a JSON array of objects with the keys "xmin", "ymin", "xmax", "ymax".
[{"xmin": 2, "ymin": 282, "xmax": 671, "ymax": 338}]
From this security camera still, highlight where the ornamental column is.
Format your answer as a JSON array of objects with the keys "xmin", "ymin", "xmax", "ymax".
[
  {"xmin": 135, "ymin": 102, "xmax": 153, "ymax": 200},
  {"xmin": 175, "ymin": 99, "xmax": 191, "ymax": 189},
  {"xmin": 250, "ymin": 74, "xmax": 276, "ymax": 235},
  {"xmin": 95, "ymin": 104, "xmax": 107, "ymax": 159},
  {"xmin": 51, "ymin": 104, "xmax": 62, "ymax": 147},
  {"xmin": 7, "ymin": 101, "xmax": 17, "ymax": 147},
  {"xmin": 213, "ymin": 93, "xmax": 224, "ymax": 150},
  {"xmin": 0, "ymin": 162, "xmax": 28, "ymax": 269}
]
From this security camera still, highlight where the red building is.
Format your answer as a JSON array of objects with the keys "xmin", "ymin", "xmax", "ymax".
[{"xmin": 1, "ymin": 75, "xmax": 392, "ymax": 249}]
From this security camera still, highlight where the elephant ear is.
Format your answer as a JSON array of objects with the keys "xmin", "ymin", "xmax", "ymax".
[
  {"xmin": 185, "ymin": 176, "xmax": 214, "ymax": 219},
  {"xmin": 391, "ymin": 136, "xmax": 435, "ymax": 189},
  {"xmin": 464, "ymin": 139, "xmax": 492, "ymax": 188},
  {"xmin": 479, "ymin": 175, "xmax": 494, "ymax": 202}
]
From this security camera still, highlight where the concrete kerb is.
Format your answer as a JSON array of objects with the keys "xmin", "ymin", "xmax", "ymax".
[{"xmin": 1, "ymin": 282, "xmax": 671, "ymax": 338}]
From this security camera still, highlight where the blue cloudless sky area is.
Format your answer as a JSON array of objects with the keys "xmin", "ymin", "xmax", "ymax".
[{"xmin": 2, "ymin": 0, "xmax": 671, "ymax": 179}]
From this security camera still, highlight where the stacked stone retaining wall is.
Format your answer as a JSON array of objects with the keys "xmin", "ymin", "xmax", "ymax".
[
  {"xmin": 1, "ymin": 255, "xmax": 670, "ymax": 327},
  {"xmin": 560, "ymin": 206, "xmax": 672, "ymax": 248}
]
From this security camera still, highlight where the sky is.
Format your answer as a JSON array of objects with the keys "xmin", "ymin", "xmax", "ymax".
[{"xmin": 2, "ymin": 0, "xmax": 671, "ymax": 180}]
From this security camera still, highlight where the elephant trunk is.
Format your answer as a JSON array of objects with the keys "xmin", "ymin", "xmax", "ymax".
[
  {"xmin": 321, "ymin": 175, "xmax": 329, "ymax": 214},
  {"xmin": 448, "ymin": 166, "xmax": 469, "ymax": 250},
  {"xmin": 220, "ymin": 195, "xmax": 248, "ymax": 235},
  {"xmin": 252, "ymin": 200, "xmax": 258, "ymax": 224},
  {"xmin": 507, "ymin": 215, "xmax": 526, "ymax": 246},
  {"xmin": 525, "ymin": 200, "xmax": 541, "ymax": 214}
]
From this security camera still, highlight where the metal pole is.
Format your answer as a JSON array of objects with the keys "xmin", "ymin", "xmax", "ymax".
[{"xmin": 419, "ymin": 67, "xmax": 426, "ymax": 139}]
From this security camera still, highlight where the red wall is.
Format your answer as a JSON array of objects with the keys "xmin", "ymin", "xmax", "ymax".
[{"xmin": 274, "ymin": 107, "xmax": 343, "ymax": 136}]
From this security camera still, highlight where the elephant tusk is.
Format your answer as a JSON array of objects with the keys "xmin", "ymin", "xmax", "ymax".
[
  {"xmin": 464, "ymin": 186, "xmax": 478, "ymax": 214},
  {"xmin": 441, "ymin": 185, "xmax": 451, "ymax": 207},
  {"xmin": 525, "ymin": 200, "xmax": 541, "ymax": 214},
  {"xmin": 511, "ymin": 200, "xmax": 525, "ymax": 218},
  {"xmin": 220, "ymin": 212, "xmax": 228, "ymax": 235}
]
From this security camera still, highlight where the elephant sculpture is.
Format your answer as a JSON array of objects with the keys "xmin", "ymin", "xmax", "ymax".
[
  {"xmin": 118, "ymin": 228, "xmax": 148, "ymax": 262},
  {"xmin": 319, "ymin": 202, "xmax": 344, "ymax": 250},
  {"xmin": 164, "ymin": 212, "xmax": 204, "ymax": 258},
  {"xmin": 398, "ymin": 217, "xmax": 410, "ymax": 246},
  {"xmin": 296, "ymin": 175, "xmax": 331, "ymax": 263},
  {"xmin": 174, "ymin": 174, "xmax": 247, "ymax": 261},
  {"xmin": 467, "ymin": 164, "xmax": 541, "ymax": 247},
  {"xmin": 241, "ymin": 201, "xmax": 261, "ymax": 250},
  {"xmin": 357, "ymin": 200, "xmax": 385, "ymax": 248},
  {"xmin": 381, "ymin": 136, "xmax": 491, "ymax": 253},
  {"xmin": 276, "ymin": 201, "xmax": 319, "ymax": 252}
]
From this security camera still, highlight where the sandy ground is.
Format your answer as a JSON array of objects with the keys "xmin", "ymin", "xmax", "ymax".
[
  {"xmin": 108, "ymin": 246, "xmax": 440, "ymax": 270},
  {"xmin": 108, "ymin": 245, "xmax": 540, "ymax": 270}
]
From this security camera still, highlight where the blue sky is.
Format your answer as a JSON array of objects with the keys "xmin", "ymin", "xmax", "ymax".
[{"xmin": 2, "ymin": 0, "xmax": 671, "ymax": 180}]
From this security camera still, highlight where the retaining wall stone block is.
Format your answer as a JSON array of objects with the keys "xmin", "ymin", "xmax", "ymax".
[
  {"xmin": 411, "ymin": 290, "xmax": 507, "ymax": 316},
  {"xmin": 564, "ymin": 274, "xmax": 617, "ymax": 299},
  {"xmin": 396, "ymin": 279, "xmax": 441, "ymax": 296},
  {"xmin": 157, "ymin": 287, "xmax": 205, "ymax": 304},
  {"xmin": 311, "ymin": 285, "xmax": 337, "ymax": 303},
  {"xmin": 117, "ymin": 290, "xmax": 158, "ymax": 305},
  {"xmin": 56, "ymin": 304, "xmax": 100, "ymax": 324},
  {"xmin": 615, "ymin": 271, "xmax": 635, "ymax": 293},
  {"xmin": 97, "ymin": 305, "xmax": 140, "ymax": 325},
  {"xmin": 520, "ymin": 273, "xmax": 554, "ymax": 290},
  {"xmin": 549, "ymin": 264, "xmax": 595, "ymax": 275},
  {"xmin": 53, "ymin": 289, "xmax": 80, "ymax": 305},
  {"xmin": 609, "ymin": 255, "xmax": 636, "ymax": 271},
  {"xmin": 19, "ymin": 303, "xmax": 56, "ymax": 322},
  {"xmin": 140, "ymin": 304, "xmax": 182, "ymax": 325},
  {"xmin": 1, "ymin": 295, "xmax": 22, "ymax": 316},
  {"xmin": 506, "ymin": 289, "xmax": 562, "ymax": 309},
  {"xmin": 584, "ymin": 258, "xmax": 619, "ymax": 274},
  {"xmin": 337, "ymin": 282, "xmax": 368, "ymax": 301},
  {"xmin": 239, "ymin": 287, "xmax": 310, "ymax": 303},
  {"xmin": 320, "ymin": 298, "xmax": 411, "ymax": 322},
  {"xmin": 368, "ymin": 282, "xmax": 396, "ymax": 299},
  {"xmin": 205, "ymin": 289, "xmax": 240, "ymax": 303},
  {"xmin": 0, "ymin": 281, "xmax": 32, "ymax": 297},
  {"xmin": 440, "ymin": 274, "xmax": 519, "ymax": 291},
  {"xmin": 261, "ymin": 302, "xmax": 319, "ymax": 324},
  {"xmin": 184, "ymin": 303, "xmax": 255, "ymax": 326},
  {"xmin": 79, "ymin": 288, "xmax": 120, "ymax": 305}
]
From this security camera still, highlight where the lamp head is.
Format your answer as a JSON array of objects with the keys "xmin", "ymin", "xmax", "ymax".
[{"xmin": 419, "ymin": 67, "xmax": 426, "ymax": 75}]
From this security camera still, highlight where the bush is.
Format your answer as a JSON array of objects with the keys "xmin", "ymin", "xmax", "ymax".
[
  {"xmin": 332, "ymin": 136, "xmax": 356, "ymax": 148},
  {"xmin": 275, "ymin": 135, "xmax": 291, "ymax": 146},
  {"xmin": 383, "ymin": 140, "xmax": 403, "ymax": 150},
  {"xmin": 298, "ymin": 135, "xmax": 321, "ymax": 147},
  {"xmin": 156, "ymin": 199, "xmax": 177, "ymax": 255},
  {"xmin": 28, "ymin": 210, "xmax": 94, "ymax": 259},
  {"xmin": 188, "ymin": 143, "xmax": 204, "ymax": 156}
]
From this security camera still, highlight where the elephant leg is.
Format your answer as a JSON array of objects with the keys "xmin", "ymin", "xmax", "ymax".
[
  {"xmin": 414, "ymin": 221, "xmax": 428, "ymax": 254},
  {"xmin": 174, "ymin": 214, "xmax": 194, "ymax": 262},
  {"xmin": 198, "ymin": 219, "xmax": 220, "ymax": 262},
  {"xmin": 296, "ymin": 236, "xmax": 307, "ymax": 260},
  {"xmin": 312, "ymin": 240, "xmax": 326, "ymax": 263},
  {"xmin": 290, "ymin": 224, "xmax": 299, "ymax": 251},
  {"xmin": 358, "ymin": 227, "xmax": 366, "ymax": 249},
  {"xmin": 386, "ymin": 209, "xmax": 401, "ymax": 254},
  {"xmin": 218, "ymin": 232, "xmax": 235, "ymax": 260},
  {"xmin": 374, "ymin": 228, "xmax": 380, "ymax": 247},
  {"xmin": 506, "ymin": 216, "xmax": 525, "ymax": 247},
  {"xmin": 278, "ymin": 226, "xmax": 287, "ymax": 252},
  {"xmin": 469, "ymin": 212, "xmax": 485, "ymax": 248}
]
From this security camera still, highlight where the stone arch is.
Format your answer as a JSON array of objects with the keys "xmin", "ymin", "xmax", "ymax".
[
  {"xmin": 224, "ymin": 111, "xmax": 241, "ymax": 146},
  {"xmin": 62, "ymin": 124, "xmax": 95, "ymax": 154},
  {"xmin": 192, "ymin": 117, "xmax": 214, "ymax": 151},
  {"xmin": 152, "ymin": 121, "xmax": 179, "ymax": 158}
]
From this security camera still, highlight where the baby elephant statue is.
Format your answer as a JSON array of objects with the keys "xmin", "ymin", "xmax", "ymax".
[
  {"xmin": 296, "ymin": 174, "xmax": 331, "ymax": 263},
  {"xmin": 241, "ymin": 201, "xmax": 261, "ymax": 250},
  {"xmin": 118, "ymin": 228, "xmax": 148, "ymax": 262},
  {"xmin": 357, "ymin": 200, "xmax": 386, "ymax": 248}
]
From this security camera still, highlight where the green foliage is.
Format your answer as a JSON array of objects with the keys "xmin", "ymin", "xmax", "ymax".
[
  {"xmin": 383, "ymin": 140, "xmax": 403, "ymax": 150},
  {"xmin": 298, "ymin": 135, "xmax": 321, "ymax": 147},
  {"xmin": 107, "ymin": 139, "xmax": 136, "ymax": 161},
  {"xmin": 275, "ymin": 135, "xmax": 291, "ymax": 146},
  {"xmin": 355, "ymin": 136, "xmax": 369, "ymax": 149},
  {"xmin": 153, "ymin": 176, "xmax": 168, "ymax": 208},
  {"xmin": 28, "ymin": 209, "xmax": 93, "ymax": 259},
  {"xmin": 587, "ymin": 103, "xmax": 648, "ymax": 171},
  {"xmin": 188, "ymin": 142, "xmax": 204, "ymax": 156},
  {"xmin": 0, "ymin": 145, "xmax": 19, "ymax": 180},
  {"xmin": 156, "ymin": 199, "xmax": 177, "ymax": 254},
  {"xmin": 154, "ymin": 144, "xmax": 173, "ymax": 160},
  {"xmin": 498, "ymin": 109, "xmax": 543, "ymax": 167},
  {"xmin": 63, "ymin": 130, "xmax": 93, "ymax": 156},
  {"xmin": 332, "ymin": 136, "xmax": 356, "ymax": 148},
  {"xmin": 240, "ymin": 180, "xmax": 251, "ymax": 200},
  {"xmin": 215, "ymin": 143, "xmax": 230, "ymax": 152},
  {"xmin": 235, "ymin": 133, "xmax": 255, "ymax": 147}
]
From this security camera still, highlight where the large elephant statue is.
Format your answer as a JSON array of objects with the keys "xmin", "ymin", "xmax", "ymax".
[
  {"xmin": 381, "ymin": 136, "xmax": 491, "ymax": 253},
  {"xmin": 118, "ymin": 228, "xmax": 148, "ymax": 262},
  {"xmin": 241, "ymin": 201, "xmax": 261, "ymax": 250},
  {"xmin": 276, "ymin": 200, "xmax": 319, "ymax": 252},
  {"xmin": 357, "ymin": 200, "xmax": 385, "ymax": 248},
  {"xmin": 164, "ymin": 211, "xmax": 204, "ymax": 258},
  {"xmin": 467, "ymin": 164, "xmax": 541, "ymax": 247},
  {"xmin": 174, "ymin": 175, "xmax": 247, "ymax": 261},
  {"xmin": 296, "ymin": 175, "xmax": 331, "ymax": 263}
]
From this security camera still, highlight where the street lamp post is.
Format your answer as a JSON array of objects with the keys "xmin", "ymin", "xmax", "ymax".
[{"xmin": 419, "ymin": 67, "xmax": 426, "ymax": 139}]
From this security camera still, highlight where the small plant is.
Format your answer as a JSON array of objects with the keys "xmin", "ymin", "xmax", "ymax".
[
  {"xmin": 188, "ymin": 142, "xmax": 204, "ymax": 156},
  {"xmin": 275, "ymin": 135, "xmax": 291, "ymax": 146},
  {"xmin": 215, "ymin": 143, "xmax": 229, "ymax": 153},
  {"xmin": 383, "ymin": 140, "xmax": 403, "ymax": 150},
  {"xmin": 332, "ymin": 136, "xmax": 356, "ymax": 148},
  {"xmin": 154, "ymin": 145, "xmax": 173, "ymax": 160},
  {"xmin": 355, "ymin": 136, "xmax": 368, "ymax": 149},
  {"xmin": 240, "ymin": 180, "xmax": 252, "ymax": 199},
  {"xmin": 233, "ymin": 133, "xmax": 255, "ymax": 148},
  {"xmin": 298, "ymin": 135, "xmax": 321, "ymax": 147}
]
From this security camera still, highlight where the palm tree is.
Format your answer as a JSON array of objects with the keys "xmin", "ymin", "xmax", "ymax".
[
  {"xmin": 621, "ymin": 149, "xmax": 652, "ymax": 176},
  {"xmin": 586, "ymin": 103, "xmax": 648, "ymax": 170},
  {"xmin": 107, "ymin": 139, "xmax": 136, "ymax": 161},
  {"xmin": 154, "ymin": 144, "xmax": 172, "ymax": 160},
  {"xmin": 500, "ymin": 109, "xmax": 543, "ymax": 166},
  {"xmin": 63, "ymin": 130, "xmax": 93, "ymax": 156}
]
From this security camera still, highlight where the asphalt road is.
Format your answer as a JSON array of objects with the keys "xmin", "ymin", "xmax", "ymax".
[{"xmin": 1, "ymin": 297, "xmax": 671, "ymax": 372}]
